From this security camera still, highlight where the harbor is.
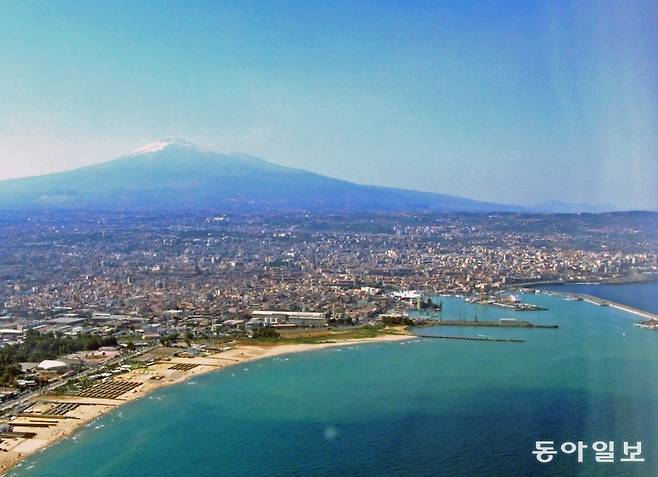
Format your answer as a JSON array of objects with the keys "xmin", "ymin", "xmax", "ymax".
[{"xmin": 464, "ymin": 293, "xmax": 547, "ymax": 311}]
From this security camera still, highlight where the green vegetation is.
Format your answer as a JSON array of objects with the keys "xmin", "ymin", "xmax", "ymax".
[
  {"xmin": 327, "ymin": 316, "xmax": 355, "ymax": 326},
  {"xmin": 245, "ymin": 324, "xmax": 408, "ymax": 346},
  {"xmin": 0, "ymin": 330, "xmax": 118, "ymax": 386},
  {"xmin": 380, "ymin": 315, "xmax": 415, "ymax": 326},
  {"xmin": 192, "ymin": 336, "xmax": 233, "ymax": 351},
  {"xmin": 252, "ymin": 327, "xmax": 280, "ymax": 340},
  {"xmin": 184, "ymin": 331, "xmax": 194, "ymax": 346},
  {"xmin": 159, "ymin": 333, "xmax": 180, "ymax": 346}
]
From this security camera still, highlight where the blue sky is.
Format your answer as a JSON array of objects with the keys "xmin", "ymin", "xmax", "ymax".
[{"xmin": 1, "ymin": 0, "xmax": 656, "ymax": 209}]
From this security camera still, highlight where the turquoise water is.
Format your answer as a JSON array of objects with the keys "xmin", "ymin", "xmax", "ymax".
[
  {"xmin": 9, "ymin": 294, "xmax": 658, "ymax": 476},
  {"xmin": 541, "ymin": 281, "xmax": 658, "ymax": 315}
]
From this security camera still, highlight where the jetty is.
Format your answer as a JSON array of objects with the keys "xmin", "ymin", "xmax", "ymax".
[
  {"xmin": 579, "ymin": 294, "xmax": 658, "ymax": 320},
  {"xmin": 543, "ymin": 289, "xmax": 658, "ymax": 321},
  {"xmin": 416, "ymin": 334, "xmax": 525, "ymax": 343},
  {"xmin": 424, "ymin": 319, "xmax": 558, "ymax": 329}
]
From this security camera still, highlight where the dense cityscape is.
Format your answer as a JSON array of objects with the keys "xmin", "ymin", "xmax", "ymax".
[
  {"xmin": 0, "ymin": 209, "xmax": 656, "ymax": 471},
  {"xmin": 3, "ymin": 0, "xmax": 657, "ymax": 473},
  {"xmin": 2, "ymin": 210, "xmax": 657, "ymax": 351}
]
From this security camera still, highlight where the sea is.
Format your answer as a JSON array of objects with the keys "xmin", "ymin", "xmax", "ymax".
[
  {"xmin": 540, "ymin": 280, "xmax": 658, "ymax": 315},
  {"xmin": 9, "ymin": 286, "xmax": 658, "ymax": 477}
]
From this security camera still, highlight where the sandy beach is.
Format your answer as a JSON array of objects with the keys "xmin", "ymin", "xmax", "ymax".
[{"xmin": 0, "ymin": 333, "xmax": 411, "ymax": 475}]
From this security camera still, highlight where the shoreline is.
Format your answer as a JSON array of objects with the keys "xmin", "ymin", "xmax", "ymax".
[{"xmin": 0, "ymin": 333, "xmax": 412, "ymax": 475}]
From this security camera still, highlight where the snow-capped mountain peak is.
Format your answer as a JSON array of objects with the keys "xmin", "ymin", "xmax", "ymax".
[{"xmin": 129, "ymin": 138, "xmax": 197, "ymax": 156}]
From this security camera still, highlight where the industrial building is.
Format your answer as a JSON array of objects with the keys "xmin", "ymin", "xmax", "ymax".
[{"xmin": 250, "ymin": 310, "xmax": 327, "ymax": 328}]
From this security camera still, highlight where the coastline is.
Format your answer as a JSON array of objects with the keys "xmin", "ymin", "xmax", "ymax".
[{"xmin": 0, "ymin": 333, "xmax": 411, "ymax": 475}]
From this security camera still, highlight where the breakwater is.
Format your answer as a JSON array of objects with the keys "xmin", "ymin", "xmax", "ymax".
[
  {"xmin": 542, "ymin": 290, "xmax": 658, "ymax": 321},
  {"xmin": 581, "ymin": 295, "xmax": 658, "ymax": 320},
  {"xmin": 415, "ymin": 334, "xmax": 526, "ymax": 343},
  {"xmin": 424, "ymin": 320, "xmax": 558, "ymax": 329}
]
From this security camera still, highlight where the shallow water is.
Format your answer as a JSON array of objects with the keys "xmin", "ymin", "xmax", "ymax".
[{"xmin": 10, "ymin": 293, "xmax": 658, "ymax": 476}]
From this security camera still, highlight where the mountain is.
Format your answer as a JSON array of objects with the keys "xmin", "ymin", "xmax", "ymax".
[
  {"xmin": 533, "ymin": 201, "xmax": 620, "ymax": 214},
  {"xmin": 0, "ymin": 139, "xmax": 523, "ymax": 213}
]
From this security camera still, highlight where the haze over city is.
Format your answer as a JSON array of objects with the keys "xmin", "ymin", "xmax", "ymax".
[{"xmin": 1, "ymin": 0, "xmax": 657, "ymax": 210}]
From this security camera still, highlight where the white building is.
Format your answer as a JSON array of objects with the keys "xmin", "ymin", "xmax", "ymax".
[
  {"xmin": 251, "ymin": 310, "xmax": 326, "ymax": 327},
  {"xmin": 37, "ymin": 360, "xmax": 70, "ymax": 373}
]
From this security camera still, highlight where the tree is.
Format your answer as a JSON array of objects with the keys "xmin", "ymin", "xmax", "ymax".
[
  {"xmin": 380, "ymin": 315, "xmax": 414, "ymax": 326},
  {"xmin": 159, "ymin": 333, "xmax": 179, "ymax": 346},
  {"xmin": 0, "ymin": 331, "xmax": 118, "ymax": 387},
  {"xmin": 252, "ymin": 327, "xmax": 280, "ymax": 339}
]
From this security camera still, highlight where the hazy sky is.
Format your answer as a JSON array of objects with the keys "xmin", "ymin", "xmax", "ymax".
[{"xmin": 1, "ymin": 0, "xmax": 656, "ymax": 209}]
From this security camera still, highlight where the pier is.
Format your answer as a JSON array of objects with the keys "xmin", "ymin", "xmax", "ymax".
[
  {"xmin": 416, "ymin": 334, "xmax": 525, "ymax": 343},
  {"xmin": 424, "ymin": 320, "xmax": 558, "ymax": 329},
  {"xmin": 579, "ymin": 295, "xmax": 658, "ymax": 320},
  {"xmin": 543, "ymin": 290, "xmax": 658, "ymax": 321}
]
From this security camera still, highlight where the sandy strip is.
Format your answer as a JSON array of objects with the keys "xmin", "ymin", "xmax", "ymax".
[{"xmin": 0, "ymin": 333, "xmax": 411, "ymax": 475}]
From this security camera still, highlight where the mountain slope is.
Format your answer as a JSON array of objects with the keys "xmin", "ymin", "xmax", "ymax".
[
  {"xmin": 533, "ymin": 201, "xmax": 620, "ymax": 214},
  {"xmin": 0, "ymin": 139, "xmax": 523, "ymax": 212}
]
